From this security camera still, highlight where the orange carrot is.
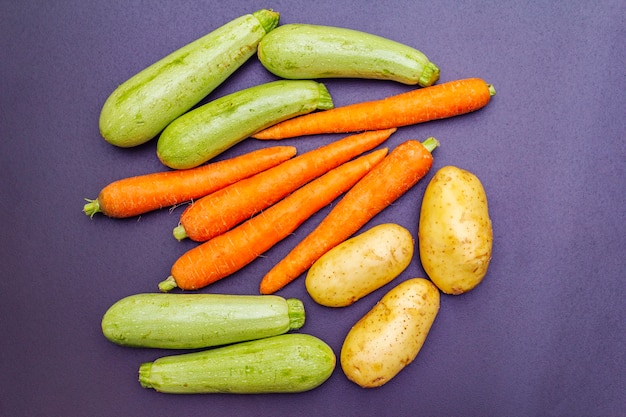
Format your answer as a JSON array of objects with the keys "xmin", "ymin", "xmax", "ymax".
[
  {"xmin": 158, "ymin": 148, "xmax": 388, "ymax": 292},
  {"xmin": 83, "ymin": 146, "xmax": 297, "ymax": 219},
  {"xmin": 259, "ymin": 137, "xmax": 439, "ymax": 294},
  {"xmin": 253, "ymin": 78, "xmax": 495, "ymax": 140},
  {"xmin": 173, "ymin": 128, "xmax": 396, "ymax": 242}
]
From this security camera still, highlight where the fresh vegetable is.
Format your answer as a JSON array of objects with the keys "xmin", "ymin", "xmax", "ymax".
[
  {"xmin": 83, "ymin": 146, "xmax": 296, "ymax": 218},
  {"xmin": 418, "ymin": 165, "xmax": 493, "ymax": 294},
  {"xmin": 260, "ymin": 138, "xmax": 439, "ymax": 295},
  {"xmin": 139, "ymin": 334, "xmax": 336, "ymax": 394},
  {"xmin": 172, "ymin": 128, "xmax": 396, "ymax": 242},
  {"xmin": 341, "ymin": 278, "xmax": 440, "ymax": 388},
  {"xmin": 253, "ymin": 78, "xmax": 495, "ymax": 140},
  {"xmin": 305, "ymin": 223, "xmax": 414, "ymax": 307},
  {"xmin": 156, "ymin": 80, "xmax": 333, "ymax": 169},
  {"xmin": 99, "ymin": 9, "xmax": 280, "ymax": 148},
  {"xmin": 159, "ymin": 148, "xmax": 388, "ymax": 292},
  {"xmin": 257, "ymin": 23, "xmax": 440, "ymax": 87},
  {"xmin": 101, "ymin": 293, "xmax": 304, "ymax": 349}
]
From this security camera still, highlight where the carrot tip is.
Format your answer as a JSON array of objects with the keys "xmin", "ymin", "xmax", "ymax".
[
  {"xmin": 259, "ymin": 281, "xmax": 275, "ymax": 295},
  {"xmin": 83, "ymin": 198, "xmax": 101, "ymax": 218},
  {"xmin": 172, "ymin": 225, "xmax": 188, "ymax": 241},
  {"xmin": 158, "ymin": 276, "xmax": 178, "ymax": 292}
]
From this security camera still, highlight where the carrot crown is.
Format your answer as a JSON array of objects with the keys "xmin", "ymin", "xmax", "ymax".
[
  {"xmin": 83, "ymin": 198, "xmax": 101, "ymax": 218},
  {"xmin": 422, "ymin": 137, "xmax": 440, "ymax": 153}
]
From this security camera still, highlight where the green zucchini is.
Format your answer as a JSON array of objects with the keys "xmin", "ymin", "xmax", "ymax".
[
  {"xmin": 156, "ymin": 79, "xmax": 333, "ymax": 169},
  {"xmin": 139, "ymin": 334, "xmax": 336, "ymax": 394},
  {"xmin": 101, "ymin": 293, "xmax": 305, "ymax": 349},
  {"xmin": 258, "ymin": 23, "xmax": 440, "ymax": 87},
  {"xmin": 99, "ymin": 9, "xmax": 280, "ymax": 148}
]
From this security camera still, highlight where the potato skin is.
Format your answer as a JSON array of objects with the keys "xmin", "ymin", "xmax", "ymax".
[
  {"xmin": 305, "ymin": 223, "xmax": 414, "ymax": 307},
  {"xmin": 340, "ymin": 278, "xmax": 440, "ymax": 388},
  {"xmin": 418, "ymin": 165, "xmax": 493, "ymax": 295}
]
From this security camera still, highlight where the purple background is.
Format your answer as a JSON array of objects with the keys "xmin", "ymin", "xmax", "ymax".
[{"xmin": 2, "ymin": 1, "xmax": 625, "ymax": 416}]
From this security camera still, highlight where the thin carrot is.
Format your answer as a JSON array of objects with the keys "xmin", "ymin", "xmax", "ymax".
[
  {"xmin": 259, "ymin": 137, "xmax": 439, "ymax": 294},
  {"xmin": 83, "ymin": 146, "xmax": 297, "ymax": 218},
  {"xmin": 173, "ymin": 128, "xmax": 396, "ymax": 242},
  {"xmin": 253, "ymin": 78, "xmax": 495, "ymax": 140},
  {"xmin": 158, "ymin": 148, "xmax": 388, "ymax": 292}
]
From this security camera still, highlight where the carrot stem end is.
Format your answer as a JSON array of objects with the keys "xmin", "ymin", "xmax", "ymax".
[
  {"xmin": 83, "ymin": 198, "xmax": 101, "ymax": 218},
  {"xmin": 158, "ymin": 276, "xmax": 178, "ymax": 292},
  {"xmin": 172, "ymin": 225, "xmax": 188, "ymax": 241},
  {"xmin": 421, "ymin": 137, "xmax": 440, "ymax": 153}
]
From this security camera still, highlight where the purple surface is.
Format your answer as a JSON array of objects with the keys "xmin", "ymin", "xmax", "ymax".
[{"xmin": 1, "ymin": 1, "xmax": 625, "ymax": 416}]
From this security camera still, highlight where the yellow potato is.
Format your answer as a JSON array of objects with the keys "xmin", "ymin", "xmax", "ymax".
[
  {"xmin": 418, "ymin": 165, "xmax": 493, "ymax": 294},
  {"xmin": 340, "ymin": 278, "xmax": 440, "ymax": 388},
  {"xmin": 305, "ymin": 223, "xmax": 414, "ymax": 307}
]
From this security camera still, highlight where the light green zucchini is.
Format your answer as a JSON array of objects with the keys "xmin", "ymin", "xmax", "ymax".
[
  {"xmin": 258, "ymin": 23, "xmax": 440, "ymax": 87},
  {"xmin": 156, "ymin": 79, "xmax": 333, "ymax": 169},
  {"xmin": 101, "ymin": 293, "xmax": 305, "ymax": 349},
  {"xmin": 99, "ymin": 9, "xmax": 280, "ymax": 148},
  {"xmin": 139, "ymin": 334, "xmax": 336, "ymax": 394}
]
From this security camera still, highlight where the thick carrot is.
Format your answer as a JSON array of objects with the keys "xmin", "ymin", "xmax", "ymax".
[
  {"xmin": 158, "ymin": 148, "xmax": 388, "ymax": 292},
  {"xmin": 173, "ymin": 128, "xmax": 396, "ymax": 242},
  {"xmin": 83, "ymin": 146, "xmax": 296, "ymax": 218},
  {"xmin": 259, "ymin": 137, "xmax": 439, "ymax": 294},
  {"xmin": 253, "ymin": 78, "xmax": 495, "ymax": 140}
]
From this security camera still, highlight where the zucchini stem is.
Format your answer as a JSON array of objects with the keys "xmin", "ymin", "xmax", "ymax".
[
  {"xmin": 252, "ymin": 9, "xmax": 280, "ymax": 34},
  {"xmin": 138, "ymin": 362, "xmax": 153, "ymax": 389},
  {"xmin": 286, "ymin": 298, "xmax": 305, "ymax": 330},
  {"xmin": 418, "ymin": 62, "xmax": 441, "ymax": 87}
]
